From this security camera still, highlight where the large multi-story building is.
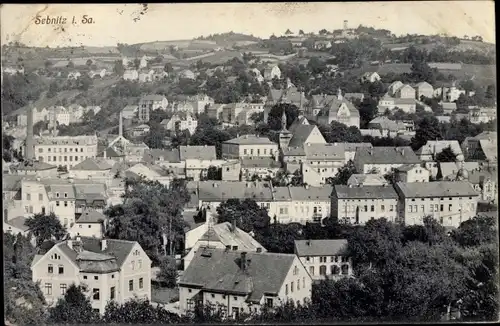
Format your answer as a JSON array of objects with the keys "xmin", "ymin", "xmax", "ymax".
[
  {"xmin": 394, "ymin": 181, "xmax": 479, "ymax": 228},
  {"xmin": 353, "ymin": 146, "xmax": 421, "ymax": 174},
  {"xmin": 138, "ymin": 95, "xmax": 169, "ymax": 122},
  {"xmin": 30, "ymin": 135, "xmax": 99, "ymax": 170},
  {"xmin": 31, "ymin": 237, "xmax": 151, "ymax": 314},
  {"xmin": 221, "ymin": 135, "xmax": 279, "ymax": 159}
]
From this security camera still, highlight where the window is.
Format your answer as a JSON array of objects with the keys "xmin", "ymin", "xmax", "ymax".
[
  {"xmin": 45, "ymin": 283, "xmax": 52, "ymax": 295},
  {"xmin": 448, "ymin": 204, "xmax": 452, "ymax": 211},
  {"xmin": 211, "ymin": 293, "xmax": 215, "ymax": 298},
  {"xmin": 319, "ymin": 265, "xmax": 327, "ymax": 275},
  {"xmin": 297, "ymin": 278, "xmax": 301, "ymax": 290},
  {"xmin": 64, "ymin": 192, "xmax": 68, "ymax": 198},
  {"xmin": 335, "ymin": 256, "xmax": 339, "ymax": 262},
  {"xmin": 309, "ymin": 266, "xmax": 314, "ymax": 276},
  {"xmin": 440, "ymin": 204, "xmax": 444, "ymax": 212},
  {"xmin": 291, "ymin": 281, "xmax": 294, "ymax": 292},
  {"xmin": 56, "ymin": 201, "xmax": 60, "ymax": 207},
  {"xmin": 93, "ymin": 288, "xmax": 100, "ymax": 300},
  {"xmin": 303, "ymin": 277, "xmax": 305, "ymax": 288},
  {"xmin": 94, "ymin": 275, "xmax": 98, "ymax": 280},
  {"xmin": 83, "ymin": 275, "xmax": 87, "ymax": 280},
  {"xmin": 64, "ymin": 201, "xmax": 68, "ymax": 207},
  {"xmin": 266, "ymin": 298, "xmax": 273, "ymax": 307},
  {"xmin": 306, "ymin": 257, "xmax": 310, "ymax": 262},
  {"xmin": 129, "ymin": 280, "xmax": 134, "ymax": 291},
  {"xmin": 48, "ymin": 264, "xmax": 53, "ymax": 274},
  {"xmin": 38, "ymin": 193, "xmax": 43, "ymax": 201},
  {"xmin": 390, "ymin": 205, "xmax": 394, "ymax": 212},
  {"xmin": 370, "ymin": 205, "xmax": 374, "ymax": 212},
  {"xmin": 293, "ymin": 266, "xmax": 299, "ymax": 275},
  {"xmin": 60, "ymin": 284, "xmax": 67, "ymax": 295},
  {"xmin": 139, "ymin": 278, "xmax": 144, "ymax": 289},
  {"xmin": 421, "ymin": 205, "xmax": 425, "ymax": 213},
  {"xmin": 233, "ymin": 296, "xmax": 237, "ymax": 301},
  {"xmin": 26, "ymin": 193, "xmax": 31, "ymax": 200},
  {"xmin": 232, "ymin": 246, "xmax": 238, "ymax": 251},
  {"xmin": 131, "ymin": 261, "xmax": 135, "ymax": 270},
  {"xmin": 138, "ymin": 259, "xmax": 142, "ymax": 269},
  {"xmin": 285, "ymin": 284, "xmax": 289, "ymax": 295},
  {"xmin": 243, "ymin": 149, "xmax": 247, "ymax": 155},
  {"xmin": 381, "ymin": 205, "xmax": 385, "ymax": 212},
  {"xmin": 408, "ymin": 205, "xmax": 413, "ymax": 213},
  {"xmin": 364, "ymin": 205, "xmax": 368, "ymax": 212},
  {"xmin": 341, "ymin": 264, "xmax": 349, "ymax": 275},
  {"xmin": 58, "ymin": 265, "xmax": 64, "ymax": 274},
  {"xmin": 332, "ymin": 265, "xmax": 340, "ymax": 275}
]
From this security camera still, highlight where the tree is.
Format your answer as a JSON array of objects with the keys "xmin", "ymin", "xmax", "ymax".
[
  {"xmin": 25, "ymin": 212, "xmax": 66, "ymax": 247},
  {"xmin": 326, "ymin": 160, "xmax": 357, "ymax": 185},
  {"xmin": 106, "ymin": 179, "xmax": 188, "ymax": 262},
  {"xmin": 435, "ymin": 145, "xmax": 458, "ymax": 162},
  {"xmin": 143, "ymin": 123, "xmax": 169, "ymax": 149},
  {"xmin": 267, "ymin": 103, "xmax": 300, "ymax": 130},
  {"xmin": 216, "ymin": 198, "xmax": 270, "ymax": 232},
  {"xmin": 48, "ymin": 284, "xmax": 100, "ymax": 324},
  {"xmin": 157, "ymin": 256, "xmax": 178, "ymax": 288},
  {"xmin": 411, "ymin": 116, "xmax": 442, "ymax": 150},
  {"xmin": 254, "ymin": 223, "xmax": 305, "ymax": 254},
  {"xmin": 44, "ymin": 60, "xmax": 53, "ymax": 68},
  {"xmin": 284, "ymin": 29, "xmax": 293, "ymax": 35},
  {"xmin": 67, "ymin": 61, "xmax": 75, "ymax": 68},
  {"xmin": 205, "ymin": 166, "xmax": 222, "ymax": 180},
  {"xmin": 319, "ymin": 29, "xmax": 329, "ymax": 35},
  {"xmin": 319, "ymin": 121, "xmax": 363, "ymax": 143},
  {"xmin": 113, "ymin": 60, "xmax": 125, "ymax": 76},
  {"xmin": 299, "ymin": 29, "xmax": 305, "ymax": 35},
  {"xmin": 451, "ymin": 215, "xmax": 496, "ymax": 247},
  {"xmin": 102, "ymin": 299, "xmax": 182, "ymax": 324},
  {"xmin": 86, "ymin": 59, "xmax": 93, "ymax": 67},
  {"xmin": 164, "ymin": 62, "xmax": 174, "ymax": 74}
]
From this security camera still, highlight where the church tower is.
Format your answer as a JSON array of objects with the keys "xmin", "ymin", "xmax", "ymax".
[
  {"xmin": 278, "ymin": 107, "xmax": 292, "ymax": 151},
  {"xmin": 337, "ymin": 87, "xmax": 343, "ymax": 101}
]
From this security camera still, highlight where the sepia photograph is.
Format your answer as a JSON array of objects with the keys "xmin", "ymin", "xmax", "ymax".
[{"xmin": 1, "ymin": 2, "xmax": 497, "ymax": 324}]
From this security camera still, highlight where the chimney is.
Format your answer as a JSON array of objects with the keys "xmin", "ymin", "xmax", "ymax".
[
  {"xmin": 240, "ymin": 252, "xmax": 247, "ymax": 271},
  {"xmin": 225, "ymin": 245, "xmax": 231, "ymax": 251},
  {"xmin": 306, "ymin": 240, "xmax": 311, "ymax": 246},
  {"xmin": 101, "ymin": 239, "xmax": 107, "ymax": 251},
  {"xmin": 232, "ymin": 219, "xmax": 236, "ymax": 232},
  {"xmin": 119, "ymin": 111, "xmax": 123, "ymax": 137},
  {"xmin": 67, "ymin": 240, "xmax": 73, "ymax": 250},
  {"xmin": 25, "ymin": 102, "xmax": 35, "ymax": 161}
]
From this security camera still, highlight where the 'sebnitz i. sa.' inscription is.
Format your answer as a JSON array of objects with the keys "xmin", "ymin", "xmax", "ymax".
[{"xmin": 34, "ymin": 15, "xmax": 95, "ymax": 25}]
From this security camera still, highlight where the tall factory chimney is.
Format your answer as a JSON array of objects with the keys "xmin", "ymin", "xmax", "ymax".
[
  {"xmin": 25, "ymin": 102, "xmax": 35, "ymax": 161},
  {"xmin": 119, "ymin": 110, "xmax": 123, "ymax": 137}
]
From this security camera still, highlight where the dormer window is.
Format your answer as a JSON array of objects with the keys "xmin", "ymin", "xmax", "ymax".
[
  {"xmin": 56, "ymin": 192, "xmax": 60, "ymax": 198},
  {"xmin": 64, "ymin": 193, "xmax": 68, "ymax": 198}
]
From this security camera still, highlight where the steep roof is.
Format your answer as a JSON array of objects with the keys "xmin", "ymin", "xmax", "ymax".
[
  {"xmin": 76, "ymin": 208, "xmax": 106, "ymax": 224},
  {"xmin": 72, "ymin": 158, "xmax": 113, "ymax": 171},
  {"xmin": 289, "ymin": 185, "xmax": 333, "ymax": 201},
  {"xmin": 288, "ymin": 124, "xmax": 324, "ymax": 148},
  {"xmin": 272, "ymin": 187, "xmax": 292, "ymax": 201},
  {"xmin": 313, "ymin": 95, "xmax": 360, "ymax": 118},
  {"xmin": 141, "ymin": 149, "xmax": 181, "ymax": 163},
  {"xmin": 355, "ymin": 146, "xmax": 420, "ymax": 165},
  {"xmin": 197, "ymin": 181, "xmax": 273, "ymax": 202},
  {"xmin": 240, "ymin": 157, "xmax": 281, "ymax": 169},
  {"xmin": 337, "ymin": 142, "xmax": 373, "ymax": 152},
  {"xmin": 368, "ymin": 116, "xmax": 405, "ymax": 132},
  {"xmin": 179, "ymin": 248, "xmax": 295, "ymax": 301},
  {"xmin": 334, "ymin": 185, "xmax": 398, "ymax": 199},
  {"xmin": 288, "ymin": 116, "xmax": 310, "ymax": 134},
  {"xmin": 5, "ymin": 216, "xmax": 30, "ymax": 232},
  {"xmin": 224, "ymin": 135, "xmax": 276, "ymax": 145},
  {"xmin": 416, "ymin": 140, "xmax": 463, "ymax": 157},
  {"xmin": 347, "ymin": 174, "xmax": 388, "ymax": 186},
  {"xmin": 303, "ymin": 143, "xmax": 345, "ymax": 161},
  {"xmin": 180, "ymin": 145, "xmax": 216, "ymax": 160},
  {"xmin": 294, "ymin": 239, "xmax": 347, "ymax": 257},
  {"xmin": 395, "ymin": 181, "xmax": 479, "ymax": 198},
  {"xmin": 197, "ymin": 222, "xmax": 266, "ymax": 252}
]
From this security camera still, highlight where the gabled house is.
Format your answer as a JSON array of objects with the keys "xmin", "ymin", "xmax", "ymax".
[
  {"xmin": 361, "ymin": 72, "xmax": 381, "ymax": 83},
  {"xmin": 161, "ymin": 112, "xmax": 198, "ymax": 135},
  {"xmin": 31, "ymin": 237, "xmax": 152, "ymax": 313},
  {"xmin": 416, "ymin": 140, "xmax": 464, "ymax": 162},
  {"xmin": 263, "ymin": 65, "xmax": 281, "ymax": 80},
  {"xmin": 69, "ymin": 208, "xmax": 107, "ymax": 239},
  {"xmin": 178, "ymin": 248, "xmax": 312, "ymax": 316},
  {"xmin": 138, "ymin": 95, "xmax": 169, "ymax": 122},
  {"xmin": 415, "ymin": 81, "xmax": 434, "ymax": 100},
  {"xmin": 313, "ymin": 90, "xmax": 360, "ymax": 128}
]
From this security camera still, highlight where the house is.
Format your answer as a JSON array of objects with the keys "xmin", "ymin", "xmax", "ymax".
[
  {"xmin": 353, "ymin": 146, "xmax": 421, "ymax": 174},
  {"xmin": 313, "ymin": 90, "xmax": 360, "ymax": 128},
  {"xmin": 467, "ymin": 167, "xmax": 497, "ymax": 203},
  {"xmin": 221, "ymin": 102, "xmax": 265, "ymax": 126},
  {"xmin": 171, "ymin": 101, "xmax": 195, "ymax": 114},
  {"xmin": 123, "ymin": 69, "xmax": 139, "ymax": 81},
  {"xmin": 263, "ymin": 65, "xmax": 281, "ymax": 80},
  {"xmin": 48, "ymin": 106, "xmax": 71, "ymax": 127},
  {"xmin": 286, "ymin": 185, "xmax": 333, "ymax": 224},
  {"xmin": 31, "ymin": 237, "xmax": 152, "ymax": 313},
  {"xmin": 138, "ymin": 95, "xmax": 169, "ymax": 122},
  {"xmin": 179, "ymin": 69, "xmax": 195, "ymax": 80},
  {"xmin": 313, "ymin": 40, "xmax": 332, "ymax": 49},
  {"xmin": 394, "ymin": 164, "xmax": 430, "ymax": 183},
  {"xmin": 361, "ymin": 72, "xmax": 381, "ymax": 83},
  {"xmin": 16, "ymin": 107, "xmax": 50, "ymax": 127},
  {"xmin": 283, "ymin": 143, "xmax": 345, "ymax": 186},
  {"xmin": 347, "ymin": 174, "xmax": 388, "ymax": 186},
  {"xmin": 222, "ymin": 135, "xmax": 279, "ymax": 159},
  {"xmin": 183, "ymin": 212, "xmax": 267, "ymax": 270},
  {"xmin": 388, "ymin": 81, "xmax": 405, "ymax": 96},
  {"xmin": 3, "ymin": 215, "xmax": 32, "ymax": 240},
  {"xmin": 438, "ymin": 161, "xmax": 480, "ymax": 181},
  {"xmin": 468, "ymin": 107, "xmax": 497, "ymax": 124},
  {"xmin": 125, "ymin": 163, "xmax": 175, "ymax": 187},
  {"xmin": 331, "ymin": 184, "xmax": 399, "ymax": 225},
  {"xmin": 337, "ymin": 142, "xmax": 373, "ymax": 162},
  {"xmin": 138, "ymin": 69, "xmax": 155, "ymax": 83},
  {"xmin": 343, "ymin": 93, "xmax": 365, "ymax": 102},
  {"xmin": 181, "ymin": 145, "xmax": 220, "ymax": 180},
  {"xmin": 178, "ymin": 248, "xmax": 312, "ymax": 316},
  {"xmin": 416, "ymin": 140, "xmax": 464, "ymax": 162},
  {"xmin": 121, "ymin": 105, "xmax": 139, "ymax": 120},
  {"xmin": 70, "ymin": 158, "xmax": 113, "ymax": 184},
  {"xmin": 88, "ymin": 69, "xmax": 106, "ymax": 78},
  {"xmin": 240, "ymin": 157, "xmax": 281, "ymax": 181},
  {"xmin": 67, "ymin": 71, "xmax": 82, "ymax": 80},
  {"xmin": 366, "ymin": 116, "xmax": 406, "ymax": 137},
  {"xmin": 128, "ymin": 124, "xmax": 150, "ymax": 137},
  {"xmin": 462, "ymin": 131, "xmax": 497, "ymax": 163},
  {"xmin": 69, "ymin": 208, "xmax": 107, "ymax": 239},
  {"xmin": 394, "ymin": 181, "xmax": 479, "ymax": 228},
  {"xmin": 441, "ymin": 102, "xmax": 457, "ymax": 115},
  {"xmin": 30, "ymin": 135, "xmax": 99, "ymax": 170},
  {"xmin": 415, "ymin": 81, "xmax": 434, "ymax": 100},
  {"xmin": 161, "ymin": 112, "xmax": 198, "ymax": 135},
  {"xmin": 11, "ymin": 161, "xmax": 59, "ymax": 178},
  {"xmin": 264, "ymin": 84, "xmax": 307, "ymax": 122},
  {"xmin": 186, "ymin": 94, "xmax": 215, "ymax": 114},
  {"xmin": 377, "ymin": 94, "xmax": 417, "ymax": 114},
  {"xmin": 206, "ymin": 104, "xmax": 225, "ymax": 120},
  {"xmin": 294, "ymin": 239, "xmax": 352, "ymax": 281}
]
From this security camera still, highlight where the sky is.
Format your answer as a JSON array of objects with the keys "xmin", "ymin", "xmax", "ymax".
[{"xmin": 0, "ymin": 2, "xmax": 496, "ymax": 47}]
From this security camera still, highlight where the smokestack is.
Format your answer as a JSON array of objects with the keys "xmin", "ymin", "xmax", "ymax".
[
  {"xmin": 119, "ymin": 111, "xmax": 123, "ymax": 137},
  {"xmin": 240, "ymin": 252, "xmax": 247, "ymax": 271},
  {"xmin": 25, "ymin": 102, "xmax": 35, "ymax": 161}
]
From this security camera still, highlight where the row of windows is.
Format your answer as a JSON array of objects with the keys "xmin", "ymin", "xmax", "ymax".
[
  {"xmin": 43, "ymin": 155, "xmax": 92, "ymax": 162},
  {"xmin": 285, "ymin": 277, "xmax": 306, "ymax": 295},
  {"xmin": 45, "ymin": 283, "xmax": 66, "ymax": 295},
  {"xmin": 48, "ymin": 264, "xmax": 64, "ymax": 274},
  {"xmin": 55, "ymin": 201, "xmax": 72, "ymax": 207},
  {"xmin": 39, "ymin": 147, "xmax": 88, "ymax": 153},
  {"xmin": 314, "ymin": 256, "xmax": 349, "ymax": 263},
  {"xmin": 242, "ymin": 148, "xmax": 274, "ymax": 156},
  {"xmin": 343, "ymin": 205, "xmax": 395, "ymax": 213},
  {"xmin": 25, "ymin": 193, "xmax": 44, "ymax": 201},
  {"xmin": 408, "ymin": 203, "xmax": 475, "ymax": 213},
  {"xmin": 310, "ymin": 264, "xmax": 349, "ymax": 276},
  {"xmin": 410, "ymin": 197, "xmax": 474, "ymax": 201}
]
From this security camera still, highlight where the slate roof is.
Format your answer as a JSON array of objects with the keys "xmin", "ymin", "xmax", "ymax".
[
  {"xmin": 289, "ymin": 185, "xmax": 333, "ymax": 201},
  {"xmin": 224, "ymin": 135, "xmax": 276, "ymax": 145},
  {"xmin": 179, "ymin": 248, "xmax": 295, "ymax": 301},
  {"xmin": 333, "ymin": 185, "xmax": 398, "ymax": 199},
  {"xmin": 72, "ymin": 158, "xmax": 112, "ymax": 171},
  {"xmin": 416, "ymin": 141, "xmax": 463, "ymax": 158},
  {"xmin": 288, "ymin": 124, "xmax": 322, "ymax": 148},
  {"xmin": 312, "ymin": 94, "xmax": 360, "ymax": 117},
  {"xmin": 197, "ymin": 181, "xmax": 273, "ymax": 202},
  {"xmin": 141, "ymin": 149, "xmax": 181, "ymax": 163},
  {"xmin": 368, "ymin": 116, "xmax": 406, "ymax": 132},
  {"xmin": 180, "ymin": 145, "xmax": 216, "ymax": 160},
  {"xmin": 355, "ymin": 146, "xmax": 420, "ymax": 165},
  {"xmin": 77, "ymin": 208, "xmax": 106, "ymax": 224},
  {"xmin": 5, "ymin": 216, "xmax": 30, "ymax": 232},
  {"xmin": 395, "ymin": 181, "xmax": 479, "ymax": 198},
  {"xmin": 288, "ymin": 116, "xmax": 310, "ymax": 134},
  {"xmin": 439, "ymin": 162, "xmax": 479, "ymax": 179},
  {"xmin": 337, "ymin": 142, "xmax": 373, "ymax": 152},
  {"xmin": 13, "ymin": 161, "xmax": 57, "ymax": 171},
  {"xmin": 347, "ymin": 174, "xmax": 388, "ymax": 186},
  {"xmin": 294, "ymin": 239, "xmax": 348, "ymax": 257},
  {"xmin": 197, "ymin": 222, "xmax": 266, "ymax": 252},
  {"xmin": 272, "ymin": 187, "xmax": 292, "ymax": 201}
]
